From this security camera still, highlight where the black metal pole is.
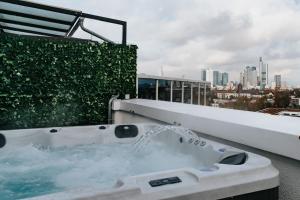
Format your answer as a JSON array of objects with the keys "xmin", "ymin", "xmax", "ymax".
[{"xmin": 122, "ymin": 22, "xmax": 127, "ymax": 45}]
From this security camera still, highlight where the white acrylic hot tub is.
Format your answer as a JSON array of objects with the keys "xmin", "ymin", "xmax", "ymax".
[{"xmin": 0, "ymin": 124, "xmax": 279, "ymax": 200}]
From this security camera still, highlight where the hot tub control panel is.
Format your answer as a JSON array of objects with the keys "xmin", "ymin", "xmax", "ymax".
[{"xmin": 149, "ymin": 176, "xmax": 182, "ymax": 187}]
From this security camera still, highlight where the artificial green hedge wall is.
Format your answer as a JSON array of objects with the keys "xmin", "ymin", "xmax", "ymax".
[{"xmin": 0, "ymin": 33, "xmax": 137, "ymax": 130}]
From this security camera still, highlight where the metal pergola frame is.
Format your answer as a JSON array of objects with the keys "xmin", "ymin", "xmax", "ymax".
[{"xmin": 0, "ymin": 0, "xmax": 127, "ymax": 45}]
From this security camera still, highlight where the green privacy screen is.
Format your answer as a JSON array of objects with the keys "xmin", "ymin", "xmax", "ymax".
[{"xmin": 0, "ymin": 33, "xmax": 137, "ymax": 130}]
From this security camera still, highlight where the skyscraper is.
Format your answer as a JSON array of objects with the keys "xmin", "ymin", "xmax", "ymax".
[
  {"xmin": 240, "ymin": 66, "xmax": 257, "ymax": 89},
  {"xmin": 205, "ymin": 68, "xmax": 214, "ymax": 87},
  {"xmin": 274, "ymin": 75, "xmax": 281, "ymax": 89},
  {"xmin": 217, "ymin": 72, "xmax": 223, "ymax": 85},
  {"xmin": 240, "ymin": 72, "xmax": 244, "ymax": 87},
  {"xmin": 202, "ymin": 69, "xmax": 229, "ymax": 87},
  {"xmin": 259, "ymin": 57, "xmax": 269, "ymax": 90},
  {"xmin": 249, "ymin": 66, "xmax": 257, "ymax": 87},
  {"xmin": 222, "ymin": 73, "xmax": 229, "ymax": 86},
  {"xmin": 200, "ymin": 69, "xmax": 206, "ymax": 81},
  {"xmin": 213, "ymin": 71, "xmax": 219, "ymax": 86}
]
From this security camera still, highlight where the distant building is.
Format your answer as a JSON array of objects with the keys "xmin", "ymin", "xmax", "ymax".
[
  {"xmin": 237, "ymin": 83, "xmax": 243, "ymax": 93},
  {"xmin": 227, "ymin": 81, "xmax": 236, "ymax": 90},
  {"xmin": 215, "ymin": 90, "xmax": 263, "ymax": 100},
  {"xmin": 200, "ymin": 70, "xmax": 206, "ymax": 81},
  {"xmin": 259, "ymin": 57, "xmax": 269, "ymax": 90},
  {"xmin": 202, "ymin": 69, "xmax": 229, "ymax": 87},
  {"xmin": 222, "ymin": 73, "xmax": 229, "ymax": 86},
  {"xmin": 218, "ymin": 72, "xmax": 223, "ymax": 85},
  {"xmin": 290, "ymin": 97, "xmax": 300, "ymax": 106},
  {"xmin": 204, "ymin": 69, "xmax": 214, "ymax": 87},
  {"xmin": 274, "ymin": 75, "xmax": 281, "ymax": 89},
  {"xmin": 213, "ymin": 71, "xmax": 219, "ymax": 86},
  {"xmin": 137, "ymin": 74, "xmax": 211, "ymax": 106},
  {"xmin": 240, "ymin": 66, "xmax": 257, "ymax": 89},
  {"xmin": 249, "ymin": 67, "xmax": 258, "ymax": 87}
]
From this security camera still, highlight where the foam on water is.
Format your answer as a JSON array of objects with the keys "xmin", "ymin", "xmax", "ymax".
[{"xmin": 0, "ymin": 133, "xmax": 204, "ymax": 200}]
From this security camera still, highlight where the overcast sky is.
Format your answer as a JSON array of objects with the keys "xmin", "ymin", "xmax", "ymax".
[{"xmin": 41, "ymin": 0, "xmax": 300, "ymax": 86}]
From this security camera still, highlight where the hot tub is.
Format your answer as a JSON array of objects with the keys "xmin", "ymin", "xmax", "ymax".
[{"xmin": 0, "ymin": 124, "xmax": 279, "ymax": 200}]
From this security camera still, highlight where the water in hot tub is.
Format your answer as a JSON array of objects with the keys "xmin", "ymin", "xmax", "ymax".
[{"xmin": 0, "ymin": 133, "xmax": 207, "ymax": 200}]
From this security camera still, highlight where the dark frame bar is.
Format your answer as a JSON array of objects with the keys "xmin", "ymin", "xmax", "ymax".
[
  {"xmin": 0, "ymin": 18, "xmax": 68, "ymax": 32},
  {"xmin": 81, "ymin": 13, "xmax": 127, "ymax": 45},
  {"xmin": 0, "ymin": 9, "xmax": 73, "ymax": 25},
  {"xmin": 66, "ymin": 15, "xmax": 80, "ymax": 36},
  {"xmin": 0, "ymin": 0, "xmax": 81, "ymax": 16},
  {"xmin": 67, "ymin": 17, "xmax": 81, "ymax": 37},
  {"xmin": 0, "ymin": 25, "xmax": 63, "ymax": 37}
]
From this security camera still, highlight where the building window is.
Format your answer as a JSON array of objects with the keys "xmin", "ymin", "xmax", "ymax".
[
  {"xmin": 158, "ymin": 80, "xmax": 171, "ymax": 101},
  {"xmin": 138, "ymin": 78, "xmax": 156, "ymax": 100},
  {"xmin": 184, "ymin": 82, "xmax": 191, "ymax": 104},
  {"xmin": 172, "ymin": 81, "xmax": 182, "ymax": 102},
  {"xmin": 200, "ymin": 83, "xmax": 205, "ymax": 105},
  {"xmin": 206, "ymin": 85, "xmax": 211, "ymax": 106},
  {"xmin": 192, "ymin": 82, "xmax": 199, "ymax": 105}
]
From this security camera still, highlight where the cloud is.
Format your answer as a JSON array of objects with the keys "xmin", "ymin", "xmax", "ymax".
[{"xmin": 39, "ymin": 0, "xmax": 300, "ymax": 86}]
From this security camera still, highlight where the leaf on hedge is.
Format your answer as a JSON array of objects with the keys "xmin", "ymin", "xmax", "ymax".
[{"xmin": 6, "ymin": 60, "xmax": 13, "ymax": 65}]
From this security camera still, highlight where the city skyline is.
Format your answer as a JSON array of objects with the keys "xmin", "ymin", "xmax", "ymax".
[
  {"xmin": 40, "ymin": 0, "xmax": 300, "ymax": 86},
  {"xmin": 203, "ymin": 57, "xmax": 290, "ymax": 90},
  {"xmin": 201, "ymin": 56, "xmax": 293, "ymax": 89},
  {"xmin": 201, "ymin": 69, "xmax": 229, "ymax": 87}
]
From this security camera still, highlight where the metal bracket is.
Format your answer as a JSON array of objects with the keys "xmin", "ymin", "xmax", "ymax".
[{"xmin": 79, "ymin": 18, "xmax": 115, "ymax": 44}]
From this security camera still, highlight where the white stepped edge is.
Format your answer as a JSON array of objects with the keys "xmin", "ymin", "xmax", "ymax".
[{"xmin": 114, "ymin": 99, "xmax": 300, "ymax": 161}]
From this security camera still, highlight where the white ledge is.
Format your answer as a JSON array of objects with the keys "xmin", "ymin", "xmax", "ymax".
[{"xmin": 114, "ymin": 99, "xmax": 300, "ymax": 161}]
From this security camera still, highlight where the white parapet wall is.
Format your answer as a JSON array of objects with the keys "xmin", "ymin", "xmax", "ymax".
[{"xmin": 113, "ymin": 99, "xmax": 300, "ymax": 161}]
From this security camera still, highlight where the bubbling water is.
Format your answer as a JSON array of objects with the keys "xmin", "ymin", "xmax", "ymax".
[{"xmin": 0, "ymin": 128, "xmax": 206, "ymax": 200}]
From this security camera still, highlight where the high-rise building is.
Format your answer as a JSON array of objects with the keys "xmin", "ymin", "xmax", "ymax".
[
  {"xmin": 274, "ymin": 75, "xmax": 281, "ymax": 89},
  {"xmin": 204, "ymin": 69, "xmax": 214, "ymax": 87},
  {"xmin": 202, "ymin": 69, "xmax": 229, "ymax": 87},
  {"xmin": 213, "ymin": 71, "xmax": 219, "ymax": 86},
  {"xmin": 259, "ymin": 57, "xmax": 269, "ymax": 90},
  {"xmin": 249, "ymin": 67, "xmax": 257, "ymax": 87},
  {"xmin": 200, "ymin": 69, "xmax": 206, "ymax": 81},
  {"xmin": 222, "ymin": 73, "xmax": 229, "ymax": 86},
  {"xmin": 217, "ymin": 72, "xmax": 223, "ymax": 85},
  {"xmin": 240, "ymin": 66, "xmax": 257, "ymax": 89},
  {"xmin": 240, "ymin": 72, "xmax": 244, "ymax": 87}
]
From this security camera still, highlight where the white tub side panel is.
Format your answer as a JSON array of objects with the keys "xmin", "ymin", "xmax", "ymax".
[{"xmin": 115, "ymin": 99, "xmax": 300, "ymax": 161}]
